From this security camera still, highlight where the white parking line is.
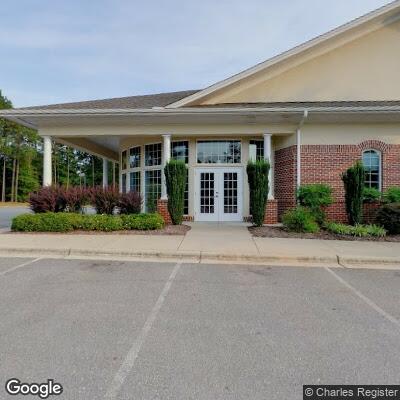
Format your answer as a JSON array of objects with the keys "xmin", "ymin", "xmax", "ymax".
[
  {"xmin": 0, "ymin": 257, "xmax": 42, "ymax": 276},
  {"xmin": 325, "ymin": 267, "xmax": 400, "ymax": 329},
  {"xmin": 105, "ymin": 261, "xmax": 183, "ymax": 400}
]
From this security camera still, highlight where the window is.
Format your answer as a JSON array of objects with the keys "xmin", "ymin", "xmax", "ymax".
[
  {"xmin": 145, "ymin": 170, "xmax": 161, "ymax": 212},
  {"xmin": 363, "ymin": 150, "xmax": 381, "ymax": 189},
  {"xmin": 129, "ymin": 171, "xmax": 141, "ymax": 193},
  {"xmin": 121, "ymin": 173, "xmax": 127, "ymax": 193},
  {"xmin": 145, "ymin": 143, "xmax": 162, "ymax": 166},
  {"xmin": 197, "ymin": 140, "xmax": 241, "ymax": 164},
  {"xmin": 129, "ymin": 146, "xmax": 141, "ymax": 169},
  {"xmin": 171, "ymin": 141, "xmax": 189, "ymax": 163},
  {"xmin": 121, "ymin": 150, "xmax": 127, "ymax": 170},
  {"xmin": 249, "ymin": 140, "xmax": 264, "ymax": 161}
]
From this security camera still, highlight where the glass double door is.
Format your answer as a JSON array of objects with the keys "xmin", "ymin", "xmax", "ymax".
[{"xmin": 195, "ymin": 168, "xmax": 243, "ymax": 222}]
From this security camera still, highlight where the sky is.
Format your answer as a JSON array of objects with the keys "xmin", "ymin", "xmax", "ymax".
[{"xmin": 1, "ymin": 0, "xmax": 392, "ymax": 107}]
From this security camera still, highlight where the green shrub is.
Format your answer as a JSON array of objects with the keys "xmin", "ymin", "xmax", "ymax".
[
  {"xmin": 282, "ymin": 207, "xmax": 319, "ymax": 233},
  {"xmin": 297, "ymin": 184, "xmax": 333, "ymax": 224},
  {"xmin": 342, "ymin": 161, "xmax": 364, "ymax": 225},
  {"xmin": 376, "ymin": 203, "xmax": 400, "ymax": 234},
  {"xmin": 164, "ymin": 160, "xmax": 187, "ymax": 225},
  {"xmin": 12, "ymin": 212, "xmax": 76, "ymax": 232},
  {"xmin": 326, "ymin": 222, "xmax": 386, "ymax": 237},
  {"xmin": 121, "ymin": 213, "xmax": 164, "ymax": 230},
  {"xmin": 247, "ymin": 160, "xmax": 270, "ymax": 227},
  {"xmin": 383, "ymin": 187, "xmax": 400, "ymax": 204},
  {"xmin": 11, "ymin": 212, "xmax": 164, "ymax": 232},
  {"xmin": 363, "ymin": 187, "xmax": 381, "ymax": 203}
]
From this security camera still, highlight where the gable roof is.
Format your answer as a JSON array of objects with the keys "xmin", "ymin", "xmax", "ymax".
[
  {"xmin": 167, "ymin": 0, "xmax": 400, "ymax": 108},
  {"xmin": 18, "ymin": 90, "xmax": 199, "ymax": 111}
]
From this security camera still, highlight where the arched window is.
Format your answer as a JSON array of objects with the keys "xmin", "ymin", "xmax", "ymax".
[{"xmin": 362, "ymin": 150, "xmax": 381, "ymax": 190}]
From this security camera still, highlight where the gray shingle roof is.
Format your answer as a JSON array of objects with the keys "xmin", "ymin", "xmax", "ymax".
[{"xmin": 19, "ymin": 90, "xmax": 200, "ymax": 110}]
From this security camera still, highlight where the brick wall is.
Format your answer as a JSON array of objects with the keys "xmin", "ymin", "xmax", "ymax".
[
  {"xmin": 274, "ymin": 146, "xmax": 297, "ymax": 217},
  {"xmin": 264, "ymin": 199, "xmax": 278, "ymax": 224},
  {"xmin": 274, "ymin": 140, "xmax": 400, "ymax": 223}
]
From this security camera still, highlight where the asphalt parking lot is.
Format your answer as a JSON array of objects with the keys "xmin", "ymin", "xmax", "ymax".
[
  {"xmin": 0, "ymin": 206, "xmax": 29, "ymax": 229},
  {"xmin": 1, "ymin": 257, "xmax": 400, "ymax": 399}
]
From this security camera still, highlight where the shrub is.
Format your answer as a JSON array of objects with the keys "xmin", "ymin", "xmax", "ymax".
[
  {"xmin": 90, "ymin": 186, "xmax": 120, "ymax": 215},
  {"xmin": 376, "ymin": 203, "xmax": 400, "ymax": 234},
  {"xmin": 363, "ymin": 187, "xmax": 381, "ymax": 203},
  {"xmin": 29, "ymin": 186, "xmax": 66, "ymax": 213},
  {"xmin": 118, "ymin": 191, "xmax": 142, "ymax": 214},
  {"xmin": 12, "ymin": 212, "xmax": 76, "ymax": 232},
  {"xmin": 342, "ymin": 161, "xmax": 364, "ymax": 225},
  {"xmin": 297, "ymin": 184, "xmax": 333, "ymax": 224},
  {"xmin": 11, "ymin": 212, "xmax": 164, "ymax": 232},
  {"xmin": 62, "ymin": 186, "xmax": 89, "ymax": 212},
  {"xmin": 326, "ymin": 222, "xmax": 386, "ymax": 238},
  {"xmin": 121, "ymin": 213, "xmax": 164, "ymax": 230},
  {"xmin": 282, "ymin": 207, "xmax": 319, "ymax": 233},
  {"xmin": 383, "ymin": 187, "xmax": 400, "ymax": 204},
  {"xmin": 164, "ymin": 160, "xmax": 187, "ymax": 225},
  {"xmin": 247, "ymin": 160, "xmax": 270, "ymax": 227}
]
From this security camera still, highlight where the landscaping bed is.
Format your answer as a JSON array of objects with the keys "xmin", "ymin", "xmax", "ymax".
[{"xmin": 249, "ymin": 225, "xmax": 400, "ymax": 242}]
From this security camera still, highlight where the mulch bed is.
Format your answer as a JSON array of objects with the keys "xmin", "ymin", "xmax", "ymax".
[
  {"xmin": 249, "ymin": 225, "xmax": 400, "ymax": 242},
  {"xmin": 9, "ymin": 224, "xmax": 191, "ymax": 236}
]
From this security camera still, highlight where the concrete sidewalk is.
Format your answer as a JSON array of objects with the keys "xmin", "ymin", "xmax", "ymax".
[{"xmin": 0, "ymin": 222, "xmax": 399, "ymax": 268}]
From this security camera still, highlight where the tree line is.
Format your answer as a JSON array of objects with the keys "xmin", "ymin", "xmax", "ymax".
[{"xmin": 0, "ymin": 90, "xmax": 117, "ymax": 202}]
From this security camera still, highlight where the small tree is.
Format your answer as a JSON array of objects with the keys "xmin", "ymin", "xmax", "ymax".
[
  {"xmin": 247, "ymin": 160, "xmax": 270, "ymax": 227},
  {"xmin": 297, "ymin": 184, "xmax": 333, "ymax": 225},
  {"xmin": 341, "ymin": 161, "xmax": 364, "ymax": 225},
  {"xmin": 164, "ymin": 160, "xmax": 187, "ymax": 225}
]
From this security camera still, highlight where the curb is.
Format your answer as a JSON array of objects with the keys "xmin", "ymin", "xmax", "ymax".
[{"xmin": 1, "ymin": 246, "xmax": 398, "ymax": 268}]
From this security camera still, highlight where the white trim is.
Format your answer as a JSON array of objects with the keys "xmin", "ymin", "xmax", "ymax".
[{"xmin": 167, "ymin": 1, "xmax": 400, "ymax": 108}]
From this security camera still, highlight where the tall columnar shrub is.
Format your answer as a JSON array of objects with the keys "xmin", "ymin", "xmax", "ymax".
[
  {"xmin": 247, "ymin": 160, "xmax": 270, "ymax": 227},
  {"xmin": 164, "ymin": 160, "xmax": 187, "ymax": 225},
  {"xmin": 297, "ymin": 184, "xmax": 333, "ymax": 225},
  {"xmin": 341, "ymin": 161, "xmax": 364, "ymax": 225}
]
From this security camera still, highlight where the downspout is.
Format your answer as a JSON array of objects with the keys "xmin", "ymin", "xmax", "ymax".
[{"xmin": 296, "ymin": 109, "xmax": 309, "ymax": 194}]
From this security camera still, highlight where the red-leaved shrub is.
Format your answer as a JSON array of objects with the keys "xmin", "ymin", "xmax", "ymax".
[
  {"xmin": 62, "ymin": 187, "xmax": 89, "ymax": 212},
  {"xmin": 29, "ymin": 186, "xmax": 66, "ymax": 213},
  {"xmin": 118, "ymin": 191, "xmax": 142, "ymax": 214},
  {"xmin": 90, "ymin": 186, "xmax": 120, "ymax": 215}
]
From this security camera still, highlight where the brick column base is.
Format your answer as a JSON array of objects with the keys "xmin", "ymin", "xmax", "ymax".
[
  {"xmin": 264, "ymin": 199, "xmax": 278, "ymax": 224},
  {"xmin": 157, "ymin": 198, "xmax": 172, "ymax": 224}
]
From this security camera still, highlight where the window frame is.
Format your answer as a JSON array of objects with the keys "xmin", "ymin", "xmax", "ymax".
[
  {"xmin": 362, "ymin": 149, "xmax": 382, "ymax": 191},
  {"xmin": 129, "ymin": 146, "xmax": 141, "ymax": 169},
  {"xmin": 144, "ymin": 142, "xmax": 162, "ymax": 167}
]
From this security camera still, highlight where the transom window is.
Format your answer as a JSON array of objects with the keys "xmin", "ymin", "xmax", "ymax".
[
  {"xmin": 145, "ymin": 143, "xmax": 162, "ymax": 167},
  {"xmin": 362, "ymin": 150, "xmax": 381, "ymax": 189},
  {"xmin": 197, "ymin": 140, "xmax": 241, "ymax": 164},
  {"xmin": 171, "ymin": 141, "xmax": 189, "ymax": 163},
  {"xmin": 129, "ymin": 146, "xmax": 141, "ymax": 169},
  {"xmin": 249, "ymin": 140, "xmax": 264, "ymax": 161},
  {"xmin": 129, "ymin": 171, "xmax": 141, "ymax": 193}
]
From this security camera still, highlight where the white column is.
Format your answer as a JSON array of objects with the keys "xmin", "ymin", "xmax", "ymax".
[
  {"xmin": 296, "ymin": 128, "xmax": 301, "ymax": 190},
  {"xmin": 263, "ymin": 133, "xmax": 273, "ymax": 199},
  {"xmin": 43, "ymin": 136, "xmax": 52, "ymax": 186},
  {"xmin": 161, "ymin": 134, "xmax": 171, "ymax": 199},
  {"xmin": 102, "ymin": 158, "xmax": 109, "ymax": 188}
]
